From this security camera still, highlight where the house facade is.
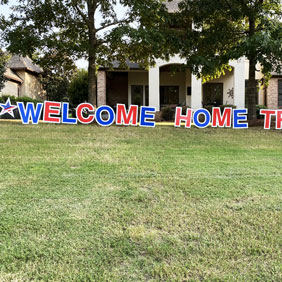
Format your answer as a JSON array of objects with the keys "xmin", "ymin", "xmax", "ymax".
[
  {"xmin": 1, "ymin": 55, "xmax": 45, "ymax": 100},
  {"xmin": 97, "ymin": 56, "xmax": 246, "ymax": 112},
  {"xmin": 97, "ymin": 0, "xmax": 279, "ymax": 112},
  {"xmin": 97, "ymin": 0, "xmax": 247, "ymax": 111}
]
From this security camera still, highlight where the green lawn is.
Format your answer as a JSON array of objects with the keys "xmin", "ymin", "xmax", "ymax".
[{"xmin": 0, "ymin": 123, "xmax": 281, "ymax": 281}]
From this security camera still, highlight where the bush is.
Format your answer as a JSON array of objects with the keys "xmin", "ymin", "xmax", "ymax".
[
  {"xmin": 68, "ymin": 70, "xmax": 88, "ymax": 107},
  {"xmin": 0, "ymin": 95, "xmax": 40, "ymax": 105},
  {"xmin": 161, "ymin": 107, "xmax": 175, "ymax": 121},
  {"xmin": 0, "ymin": 95, "xmax": 16, "ymax": 104},
  {"xmin": 181, "ymin": 106, "xmax": 191, "ymax": 115},
  {"xmin": 256, "ymin": 105, "xmax": 267, "ymax": 119}
]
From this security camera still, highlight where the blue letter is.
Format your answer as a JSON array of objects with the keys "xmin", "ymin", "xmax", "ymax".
[
  {"xmin": 233, "ymin": 109, "xmax": 248, "ymax": 129},
  {"xmin": 95, "ymin": 106, "xmax": 115, "ymax": 126},
  {"xmin": 140, "ymin": 106, "xmax": 156, "ymax": 127},
  {"xmin": 62, "ymin": 103, "xmax": 77, "ymax": 124},
  {"xmin": 193, "ymin": 109, "xmax": 211, "ymax": 128},
  {"xmin": 17, "ymin": 102, "xmax": 43, "ymax": 124}
]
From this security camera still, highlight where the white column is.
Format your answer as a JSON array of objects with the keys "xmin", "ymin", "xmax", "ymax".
[
  {"xmin": 149, "ymin": 67, "xmax": 160, "ymax": 111},
  {"xmin": 191, "ymin": 74, "xmax": 202, "ymax": 109},
  {"xmin": 232, "ymin": 59, "xmax": 245, "ymax": 108}
]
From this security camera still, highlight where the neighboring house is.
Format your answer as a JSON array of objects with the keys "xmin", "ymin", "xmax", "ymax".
[
  {"xmin": 266, "ymin": 72, "xmax": 282, "ymax": 109},
  {"xmin": 0, "ymin": 55, "xmax": 45, "ymax": 100}
]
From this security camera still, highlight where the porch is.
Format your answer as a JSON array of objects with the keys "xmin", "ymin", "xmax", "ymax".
[{"xmin": 97, "ymin": 57, "xmax": 246, "ymax": 110}]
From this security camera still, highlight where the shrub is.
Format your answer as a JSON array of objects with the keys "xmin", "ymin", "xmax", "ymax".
[
  {"xmin": 0, "ymin": 95, "xmax": 16, "ymax": 104},
  {"xmin": 0, "ymin": 95, "xmax": 40, "ymax": 105},
  {"xmin": 68, "ymin": 70, "xmax": 88, "ymax": 107},
  {"xmin": 181, "ymin": 106, "xmax": 191, "ymax": 115},
  {"xmin": 161, "ymin": 107, "xmax": 175, "ymax": 121},
  {"xmin": 256, "ymin": 105, "xmax": 267, "ymax": 119}
]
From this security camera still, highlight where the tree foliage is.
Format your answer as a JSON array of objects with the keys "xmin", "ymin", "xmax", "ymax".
[
  {"xmin": 175, "ymin": 0, "xmax": 282, "ymax": 119},
  {"xmin": 35, "ymin": 52, "xmax": 77, "ymax": 101},
  {"xmin": 2, "ymin": 0, "xmax": 169, "ymax": 105},
  {"xmin": 0, "ymin": 49, "xmax": 8, "ymax": 91},
  {"xmin": 68, "ymin": 69, "xmax": 88, "ymax": 107}
]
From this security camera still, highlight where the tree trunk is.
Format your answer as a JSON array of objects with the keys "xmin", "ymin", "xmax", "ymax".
[
  {"xmin": 247, "ymin": 57, "xmax": 258, "ymax": 120},
  {"xmin": 247, "ymin": 19, "xmax": 258, "ymax": 120},
  {"xmin": 87, "ymin": 1, "xmax": 97, "ymax": 106}
]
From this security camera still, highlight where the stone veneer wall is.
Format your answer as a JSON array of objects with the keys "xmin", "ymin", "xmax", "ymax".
[{"xmin": 267, "ymin": 78, "xmax": 281, "ymax": 109}]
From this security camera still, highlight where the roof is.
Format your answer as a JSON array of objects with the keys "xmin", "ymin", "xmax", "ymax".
[
  {"xmin": 4, "ymin": 68, "xmax": 23, "ymax": 83},
  {"xmin": 165, "ymin": 0, "xmax": 182, "ymax": 13},
  {"xmin": 7, "ymin": 55, "xmax": 43, "ymax": 74},
  {"xmin": 100, "ymin": 60, "xmax": 143, "ymax": 70}
]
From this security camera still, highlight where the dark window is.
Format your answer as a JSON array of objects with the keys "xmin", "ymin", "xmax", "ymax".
[
  {"xmin": 145, "ymin": 86, "xmax": 149, "ymax": 106},
  {"xmin": 187, "ymin": 87, "xmax": 191, "ymax": 96},
  {"xmin": 160, "ymin": 86, "xmax": 179, "ymax": 106},
  {"xmin": 278, "ymin": 80, "xmax": 282, "ymax": 107},
  {"xmin": 203, "ymin": 83, "xmax": 223, "ymax": 106},
  {"xmin": 131, "ymin": 85, "xmax": 143, "ymax": 106}
]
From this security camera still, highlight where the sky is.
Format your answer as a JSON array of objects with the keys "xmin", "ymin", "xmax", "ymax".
[{"xmin": 1, "ymin": 0, "xmax": 127, "ymax": 69}]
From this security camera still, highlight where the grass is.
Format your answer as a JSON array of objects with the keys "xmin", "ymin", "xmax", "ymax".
[{"xmin": 0, "ymin": 123, "xmax": 281, "ymax": 281}]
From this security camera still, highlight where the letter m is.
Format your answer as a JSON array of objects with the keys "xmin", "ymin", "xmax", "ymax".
[
  {"xmin": 212, "ymin": 107, "xmax": 232, "ymax": 128},
  {"xmin": 116, "ymin": 104, "xmax": 138, "ymax": 126}
]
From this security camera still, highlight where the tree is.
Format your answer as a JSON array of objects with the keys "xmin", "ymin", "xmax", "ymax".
[
  {"xmin": 175, "ymin": 0, "xmax": 282, "ymax": 119},
  {"xmin": 0, "ymin": 49, "xmax": 8, "ymax": 91},
  {"xmin": 68, "ymin": 69, "xmax": 88, "ymax": 107},
  {"xmin": 0, "ymin": 0, "xmax": 9, "ymax": 91},
  {"xmin": 2, "ymin": 0, "xmax": 167, "ymax": 106},
  {"xmin": 34, "ymin": 51, "xmax": 78, "ymax": 101}
]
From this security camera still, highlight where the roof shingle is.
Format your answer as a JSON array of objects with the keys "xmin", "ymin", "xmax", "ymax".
[{"xmin": 7, "ymin": 55, "xmax": 43, "ymax": 74}]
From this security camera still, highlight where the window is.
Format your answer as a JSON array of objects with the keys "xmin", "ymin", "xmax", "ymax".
[
  {"xmin": 160, "ymin": 86, "xmax": 179, "ymax": 106},
  {"xmin": 203, "ymin": 83, "xmax": 223, "ymax": 106},
  {"xmin": 131, "ymin": 85, "xmax": 143, "ymax": 106},
  {"xmin": 279, "ymin": 80, "xmax": 282, "ymax": 107},
  {"xmin": 145, "ymin": 86, "xmax": 149, "ymax": 106}
]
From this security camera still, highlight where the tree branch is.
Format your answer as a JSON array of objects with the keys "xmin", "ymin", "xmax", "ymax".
[
  {"xmin": 95, "ymin": 18, "xmax": 130, "ymax": 33},
  {"xmin": 72, "ymin": 3, "xmax": 89, "ymax": 26}
]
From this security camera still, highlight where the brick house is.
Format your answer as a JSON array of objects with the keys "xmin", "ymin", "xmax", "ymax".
[{"xmin": 266, "ymin": 73, "xmax": 282, "ymax": 109}]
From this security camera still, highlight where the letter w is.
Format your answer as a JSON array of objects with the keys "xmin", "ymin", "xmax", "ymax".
[{"xmin": 17, "ymin": 102, "xmax": 43, "ymax": 124}]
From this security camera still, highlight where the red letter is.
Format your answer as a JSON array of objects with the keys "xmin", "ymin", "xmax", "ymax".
[
  {"xmin": 76, "ymin": 103, "xmax": 95, "ymax": 124},
  {"xmin": 276, "ymin": 110, "xmax": 282, "ymax": 130},
  {"xmin": 175, "ymin": 107, "xmax": 192, "ymax": 128},
  {"xmin": 44, "ymin": 101, "xmax": 61, "ymax": 123},
  {"xmin": 116, "ymin": 104, "xmax": 138, "ymax": 126},
  {"xmin": 260, "ymin": 110, "xmax": 276, "ymax": 129},
  {"xmin": 212, "ymin": 107, "xmax": 232, "ymax": 128}
]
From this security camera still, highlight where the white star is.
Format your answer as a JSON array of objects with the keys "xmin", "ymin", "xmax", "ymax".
[{"xmin": 0, "ymin": 98, "xmax": 18, "ymax": 118}]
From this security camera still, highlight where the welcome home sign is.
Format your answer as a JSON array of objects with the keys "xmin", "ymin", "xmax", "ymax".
[{"xmin": 0, "ymin": 98, "xmax": 281, "ymax": 129}]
